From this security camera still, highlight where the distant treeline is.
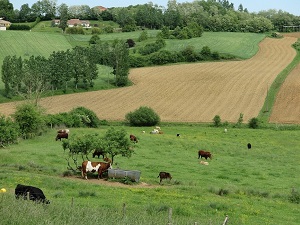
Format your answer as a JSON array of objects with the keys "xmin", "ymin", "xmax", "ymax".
[{"xmin": 2, "ymin": 0, "xmax": 300, "ymax": 33}]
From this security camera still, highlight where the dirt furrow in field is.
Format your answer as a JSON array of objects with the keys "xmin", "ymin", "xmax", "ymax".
[{"xmin": 0, "ymin": 37, "xmax": 297, "ymax": 123}]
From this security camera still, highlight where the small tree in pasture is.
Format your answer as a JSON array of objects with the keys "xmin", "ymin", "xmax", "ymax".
[
  {"xmin": 62, "ymin": 128, "xmax": 133, "ymax": 171},
  {"xmin": 236, "ymin": 113, "xmax": 244, "ymax": 127}
]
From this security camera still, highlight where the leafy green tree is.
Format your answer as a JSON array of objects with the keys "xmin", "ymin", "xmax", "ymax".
[
  {"xmin": 103, "ymin": 127, "xmax": 133, "ymax": 164},
  {"xmin": 0, "ymin": 0, "xmax": 14, "ymax": 20},
  {"xmin": 0, "ymin": 115, "xmax": 20, "ymax": 147},
  {"xmin": 1, "ymin": 55, "xmax": 23, "ymax": 98},
  {"xmin": 125, "ymin": 106, "xmax": 160, "ymax": 126},
  {"xmin": 110, "ymin": 40, "xmax": 130, "ymax": 87},
  {"xmin": 13, "ymin": 103, "xmax": 46, "ymax": 139},
  {"xmin": 22, "ymin": 55, "xmax": 50, "ymax": 104},
  {"xmin": 18, "ymin": 4, "xmax": 33, "ymax": 22},
  {"xmin": 57, "ymin": 3, "xmax": 68, "ymax": 32}
]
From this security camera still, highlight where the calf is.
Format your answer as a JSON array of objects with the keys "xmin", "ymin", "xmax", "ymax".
[
  {"xmin": 15, "ymin": 184, "xmax": 50, "ymax": 204},
  {"xmin": 56, "ymin": 132, "xmax": 68, "ymax": 141},
  {"xmin": 130, "ymin": 134, "xmax": 138, "ymax": 143},
  {"xmin": 157, "ymin": 171, "xmax": 172, "ymax": 184},
  {"xmin": 81, "ymin": 160, "xmax": 112, "ymax": 180},
  {"xmin": 198, "ymin": 150, "xmax": 212, "ymax": 160}
]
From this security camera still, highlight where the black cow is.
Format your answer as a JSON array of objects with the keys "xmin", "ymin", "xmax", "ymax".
[
  {"xmin": 157, "ymin": 172, "xmax": 172, "ymax": 184},
  {"xmin": 92, "ymin": 149, "xmax": 105, "ymax": 158},
  {"xmin": 15, "ymin": 184, "xmax": 50, "ymax": 204},
  {"xmin": 247, "ymin": 143, "xmax": 252, "ymax": 149}
]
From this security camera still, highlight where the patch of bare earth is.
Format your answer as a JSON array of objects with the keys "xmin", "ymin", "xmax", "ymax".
[{"xmin": 0, "ymin": 37, "xmax": 297, "ymax": 123}]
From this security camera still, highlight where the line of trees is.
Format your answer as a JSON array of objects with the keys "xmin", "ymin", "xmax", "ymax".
[
  {"xmin": 1, "ymin": 0, "xmax": 299, "ymax": 33},
  {"xmin": 1, "ymin": 39, "xmax": 129, "ymax": 101}
]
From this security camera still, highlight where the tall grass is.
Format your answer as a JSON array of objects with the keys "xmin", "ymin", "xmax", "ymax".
[{"xmin": 0, "ymin": 126, "xmax": 299, "ymax": 224}]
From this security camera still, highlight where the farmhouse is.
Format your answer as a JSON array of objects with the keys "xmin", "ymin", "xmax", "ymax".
[
  {"xmin": 0, "ymin": 19, "xmax": 11, "ymax": 31},
  {"xmin": 67, "ymin": 19, "xmax": 90, "ymax": 28}
]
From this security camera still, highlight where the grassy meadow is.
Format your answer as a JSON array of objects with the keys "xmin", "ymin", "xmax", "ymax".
[{"xmin": 1, "ymin": 125, "xmax": 300, "ymax": 224}]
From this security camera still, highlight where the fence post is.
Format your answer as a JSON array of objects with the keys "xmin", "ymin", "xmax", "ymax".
[
  {"xmin": 167, "ymin": 207, "xmax": 172, "ymax": 225},
  {"xmin": 222, "ymin": 215, "xmax": 229, "ymax": 225}
]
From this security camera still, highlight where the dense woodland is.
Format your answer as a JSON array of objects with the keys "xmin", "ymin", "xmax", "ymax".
[{"xmin": 0, "ymin": 0, "xmax": 299, "ymax": 32}]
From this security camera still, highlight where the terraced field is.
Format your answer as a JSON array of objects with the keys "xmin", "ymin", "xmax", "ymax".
[{"xmin": 0, "ymin": 36, "xmax": 298, "ymax": 124}]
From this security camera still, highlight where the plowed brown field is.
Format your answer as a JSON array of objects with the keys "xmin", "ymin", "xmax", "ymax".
[{"xmin": 0, "ymin": 36, "xmax": 298, "ymax": 123}]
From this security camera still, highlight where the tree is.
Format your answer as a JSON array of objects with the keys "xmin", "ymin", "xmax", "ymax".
[
  {"xmin": 89, "ymin": 34, "xmax": 100, "ymax": 45},
  {"xmin": 57, "ymin": 3, "xmax": 68, "ymax": 32},
  {"xmin": 248, "ymin": 117, "xmax": 259, "ymax": 129},
  {"xmin": 1, "ymin": 55, "xmax": 23, "ymax": 98},
  {"xmin": 0, "ymin": 0, "xmax": 14, "ymax": 20},
  {"xmin": 13, "ymin": 103, "xmax": 46, "ymax": 139},
  {"xmin": 18, "ymin": 4, "xmax": 32, "ymax": 22},
  {"xmin": 110, "ymin": 40, "xmax": 130, "ymax": 87},
  {"xmin": 103, "ymin": 127, "xmax": 133, "ymax": 164}
]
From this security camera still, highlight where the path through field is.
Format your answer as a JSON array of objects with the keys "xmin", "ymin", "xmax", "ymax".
[
  {"xmin": 0, "ymin": 37, "xmax": 297, "ymax": 123},
  {"xmin": 269, "ymin": 33, "xmax": 300, "ymax": 124}
]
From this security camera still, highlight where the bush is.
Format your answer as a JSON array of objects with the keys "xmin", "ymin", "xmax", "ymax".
[
  {"xmin": 213, "ymin": 115, "xmax": 221, "ymax": 127},
  {"xmin": 69, "ymin": 106, "xmax": 100, "ymax": 128},
  {"xmin": 126, "ymin": 39, "xmax": 135, "ymax": 48},
  {"xmin": 13, "ymin": 103, "xmax": 46, "ymax": 139},
  {"xmin": 125, "ymin": 106, "xmax": 160, "ymax": 126},
  {"xmin": 248, "ymin": 117, "xmax": 259, "ymax": 129},
  {"xmin": 0, "ymin": 115, "xmax": 20, "ymax": 147}
]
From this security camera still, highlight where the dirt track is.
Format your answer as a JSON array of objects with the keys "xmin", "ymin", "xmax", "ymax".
[{"xmin": 0, "ymin": 36, "xmax": 298, "ymax": 124}]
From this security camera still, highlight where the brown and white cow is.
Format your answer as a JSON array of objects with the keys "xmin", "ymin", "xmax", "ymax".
[
  {"xmin": 56, "ymin": 132, "xmax": 68, "ymax": 141},
  {"xmin": 157, "ymin": 171, "xmax": 172, "ymax": 184},
  {"xmin": 81, "ymin": 159, "xmax": 112, "ymax": 180}
]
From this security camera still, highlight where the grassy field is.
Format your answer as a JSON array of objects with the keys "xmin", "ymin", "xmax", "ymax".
[{"xmin": 0, "ymin": 125, "xmax": 299, "ymax": 224}]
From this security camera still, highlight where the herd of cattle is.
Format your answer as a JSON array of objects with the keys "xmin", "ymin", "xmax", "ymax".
[{"xmin": 10, "ymin": 127, "xmax": 253, "ymax": 204}]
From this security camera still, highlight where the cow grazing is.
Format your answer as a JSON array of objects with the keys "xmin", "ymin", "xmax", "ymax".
[
  {"xmin": 198, "ymin": 150, "xmax": 212, "ymax": 160},
  {"xmin": 247, "ymin": 143, "xmax": 252, "ymax": 149},
  {"xmin": 150, "ymin": 129, "xmax": 159, "ymax": 134},
  {"xmin": 92, "ymin": 149, "xmax": 105, "ymax": 158},
  {"xmin": 56, "ymin": 132, "xmax": 68, "ymax": 141},
  {"xmin": 130, "ymin": 134, "xmax": 138, "ymax": 143},
  {"xmin": 81, "ymin": 159, "xmax": 112, "ymax": 180},
  {"xmin": 157, "ymin": 172, "xmax": 172, "ymax": 184},
  {"xmin": 177, "ymin": 133, "xmax": 181, "ymax": 137},
  {"xmin": 15, "ymin": 184, "xmax": 50, "ymax": 204}
]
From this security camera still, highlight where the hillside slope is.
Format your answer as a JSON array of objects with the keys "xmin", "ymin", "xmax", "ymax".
[{"xmin": 0, "ymin": 37, "xmax": 297, "ymax": 124}]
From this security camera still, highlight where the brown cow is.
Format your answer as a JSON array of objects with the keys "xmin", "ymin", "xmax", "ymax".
[
  {"xmin": 81, "ymin": 158, "xmax": 112, "ymax": 180},
  {"xmin": 56, "ymin": 132, "xmax": 68, "ymax": 141},
  {"xmin": 130, "ymin": 134, "xmax": 138, "ymax": 143},
  {"xmin": 198, "ymin": 150, "xmax": 212, "ymax": 160},
  {"xmin": 157, "ymin": 171, "xmax": 172, "ymax": 184}
]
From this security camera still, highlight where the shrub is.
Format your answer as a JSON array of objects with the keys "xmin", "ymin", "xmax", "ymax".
[
  {"xmin": 288, "ymin": 188, "xmax": 300, "ymax": 204},
  {"xmin": 138, "ymin": 30, "xmax": 148, "ymax": 42},
  {"xmin": 126, "ymin": 39, "xmax": 135, "ymax": 48},
  {"xmin": 125, "ymin": 106, "xmax": 160, "ymax": 126},
  {"xmin": 103, "ymin": 26, "xmax": 113, "ymax": 33},
  {"xmin": 213, "ymin": 115, "xmax": 221, "ymax": 127},
  {"xmin": 248, "ymin": 117, "xmax": 259, "ymax": 129},
  {"xmin": 0, "ymin": 115, "xmax": 20, "ymax": 147},
  {"xmin": 69, "ymin": 106, "xmax": 100, "ymax": 128},
  {"xmin": 13, "ymin": 103, "xmax": 46, "ymax": 139}
]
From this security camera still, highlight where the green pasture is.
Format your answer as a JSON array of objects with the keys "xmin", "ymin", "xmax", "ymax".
[{"xmin": 1, "ymin": 125, "xmax": 299, "ymax": 224}]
